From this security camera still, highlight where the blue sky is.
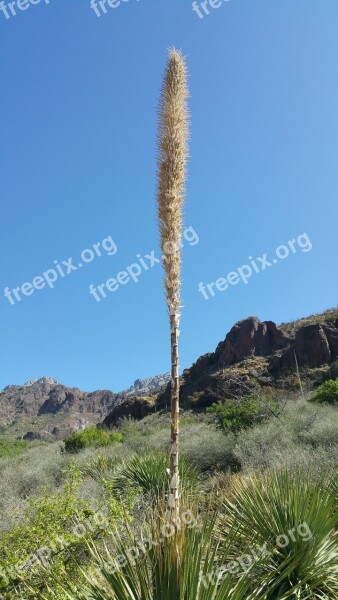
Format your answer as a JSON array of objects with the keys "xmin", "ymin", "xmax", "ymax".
[{"xmin": 1, "ymin": 0, "xmax": 337, "ymax": 392}]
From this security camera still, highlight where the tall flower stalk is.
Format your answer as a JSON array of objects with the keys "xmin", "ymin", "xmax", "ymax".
[{"xmin": 156, "ymin": 49, "xmax": 189, "ymax": 517}]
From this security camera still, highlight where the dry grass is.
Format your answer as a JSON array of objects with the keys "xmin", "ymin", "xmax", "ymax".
[{"xmin": 280, "ymin": 307, "xmax": 338, "ymax": 335}]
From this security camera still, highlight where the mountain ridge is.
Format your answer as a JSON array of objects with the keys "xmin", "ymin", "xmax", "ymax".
[
  {"xmin": 1, "ymin": 308, "xmax": 337, "ymax": 441},
  {"xmin": 0, "ymin": 373, "xmax": 171, "ymax": 441}
]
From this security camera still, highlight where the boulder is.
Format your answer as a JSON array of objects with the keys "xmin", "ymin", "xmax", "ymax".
[
  {"xmin": 23, "ymin": 431, "xmax": 42, "ymax": 441},
  {"xmin": 216, "ymin": 317, "xmax": 292, "ymax": 367}
]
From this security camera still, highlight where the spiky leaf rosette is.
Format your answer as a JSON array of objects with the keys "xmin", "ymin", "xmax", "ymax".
[{"xmin": 157, "ymin": 49, "xmax": 189, "ymax": 316}]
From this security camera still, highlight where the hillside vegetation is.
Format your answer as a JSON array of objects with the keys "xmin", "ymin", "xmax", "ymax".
[
  {"xmin": 1, "ymin": 308, "xmax": 338, "ymax": 598},
  {"xmin": 1, "ymin": 381, "xmax": 338, "ymax": 597}
]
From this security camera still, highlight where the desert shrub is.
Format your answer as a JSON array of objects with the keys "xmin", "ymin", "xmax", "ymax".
[
  {"xmin": 234, "ymin": 398, "xmax": 338, "ymax": 474},
  {"xmin": 207, "ymin": 394, "xmax": 277, "ymax": 434},
  {"xmin": 234, "ymin": 419, "xmax": 296, "ymax": 472},
  {"xmin": 64, "ymin": 426, "xmax": 122, "ymax": 454},
  {"xmin": 0, "ymin": 462, "xmax": 133, "ymax": 599},
  {"xmin": 298, "ymin": 417, "xmax": 338, "ymax": 447},
  {"xmin": 310, "ymin": 378, "xmax": 338, "ymax": 405},
  {"xmin": 185, "ymin": 390, "xmax": 205, "ymax": 408},
  {"xmin": 328, "ymin": 360, "xmax": 338, "ymax": 380},
  {"xmin": 0, "ymin": 443, "xmax": 71, "ymax": 531},
  {"xmin": 0, "ymin": 438, "xmax": 28, "ymax": 458},
  {"xmin": 117, "ymin": 415, "xmax": 170, "ymax": 453},
  {"xmin": 179, "ymin": 422, "xmax": 239, "ymax": 471}
]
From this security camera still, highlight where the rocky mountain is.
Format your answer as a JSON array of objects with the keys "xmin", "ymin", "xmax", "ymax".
[
  {"xmin": 2, "ymin": 376, "xmax": 60, "ymax": 392},
  {"xmin": 23, "ymin": 376, "xmax": 59, "ymax": 387},
  {"xmin": 122, "ymin": 373, "xmax": 171, "ymax": 397},
  {"xmin": 1, "ymin": 308, "xmax": 337, "ymax": 440},
  {"xmin": 104, "ymin": 308, "xmax": 338, "ymax": 422},
  {"xmin": 0, "ymin": 373, "xmax": 171, "ymax": 441},
  {"xmin": 0, "ymin": 380, "xmax": 118, "ymax": 441}
]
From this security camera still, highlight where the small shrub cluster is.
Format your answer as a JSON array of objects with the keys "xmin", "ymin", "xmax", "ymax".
[
  {"xmin": 310, "ymin": 378, "xmax": 338, "ymax": 405},
  {"xmin": 0, "ymin": 462, "xmax": 135, "ymax": 599},
  {"xmin": 234, "ymin": 397, "xmax": 338, "ymax": 474},
  {"xmin": 0, "ymin": 438, "xmax": 28, "ymax": 458},
  {"xmin": 0, "ymin": 442, "xmax": 71, "ymax": 531},
  {"xmin": 179, "ymin": 422, "xmax": 239, "ymax": 471},
  {"xmin": 207, "ymin": 394, "xmax": 277, "ymax": 434},
  {"xmin": 64, "ymin": 426, "xmax": 122, "ymax": 454}
]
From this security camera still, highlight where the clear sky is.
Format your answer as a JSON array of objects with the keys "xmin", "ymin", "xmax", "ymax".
[{"xmin": 1, "ymin": 0, "xmax": 337, "ymax": 392}]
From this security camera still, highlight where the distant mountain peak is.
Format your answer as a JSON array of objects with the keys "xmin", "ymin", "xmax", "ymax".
[
  {"xmin": 124, "ymin": 373, "xmax": 171, "ymax": 397},
  {"xmin": 1, "ymin": 375, "xmax": 60, "ymax": 393},
  {"xmin": 23, "ymin": 376, "xmax": 59, "ymax": 387}
]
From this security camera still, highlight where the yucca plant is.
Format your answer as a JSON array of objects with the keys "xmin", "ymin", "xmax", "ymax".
[
  {"xmin": 41, "ymin": 504, "xmax": 257, "ymax": 600},
  {"xmin": 82, "ymin": 454, "xmax": 119, "ymax": 480},
  {"xmin": 25, "ymin": 469, "xmax": 338, "ymax": 599},
  {"xmin": 110, "ymin": 453, "xmax": 200, "ymax": 498},
  {"xmin": 221, "ymin": 469, "xmax": 338, "ymax": 598},
  {"xmin": 83, "ymin": 451, "xmax": 200, "ymax": 499},
  {"xmin": 157, "ymin": 48, "xmax": 189, "ymax": 516}
]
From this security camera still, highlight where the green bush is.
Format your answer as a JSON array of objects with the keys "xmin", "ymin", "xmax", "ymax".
[
  {"xmin": 310, "ymin": 379, "xmax": 338, "ymax": 405},
  {"xmin": 0, "ymin": 438, "xmax": 28, "ymax": 458},
  {"xmin": 0, "ymin": 462, "xmax": 132, "ymax": 599},
  {"xmin": 64, "ymin": 426, "xmax": 122, "ymax": 454},
  {"xmin": 207, "ymin": 394, "xmax": 276, "ymax": 434}
]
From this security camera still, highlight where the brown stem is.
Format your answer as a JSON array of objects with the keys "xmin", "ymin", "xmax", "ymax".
[{"xmin": 169, "ymin": 311, "xmax": 180, "ymax": 517}]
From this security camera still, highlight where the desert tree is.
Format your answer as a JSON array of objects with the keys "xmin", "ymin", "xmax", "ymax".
[{"xmin": 156, "ymin": 49, "xmax": 189, "ymax": 517}]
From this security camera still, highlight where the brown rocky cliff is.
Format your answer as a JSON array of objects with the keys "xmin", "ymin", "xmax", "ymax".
[{"xmin": 153, "ymin": 312, "xmax": 338, "ymax": 412}]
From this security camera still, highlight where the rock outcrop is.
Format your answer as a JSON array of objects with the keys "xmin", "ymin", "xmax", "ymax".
[
  {"xmin": 188, "ymin": 316, "xmax": 338, "ymax": 379},
  {"xmin": 155, "ymin": 313, "xmax": 338, "ymax": 412},
  {"xmin": 102, "ymin": 396, "xmax": 154, "ymax": 428},
  {"xmin": 215, "ymin": 317, "xmax": 293, "ymax": 366},
  {"xmin": 270, "ymin": 322, "xmax": 338, "ymax": 371},
  {"xmin": 188, "ymin": 317, "xmax": 292, "ymax": 380}
]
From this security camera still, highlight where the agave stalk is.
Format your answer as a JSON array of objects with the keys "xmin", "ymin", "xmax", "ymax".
[{"xmin": 157, "ymin": 49, "xmax": 189, "ymax": 517}]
